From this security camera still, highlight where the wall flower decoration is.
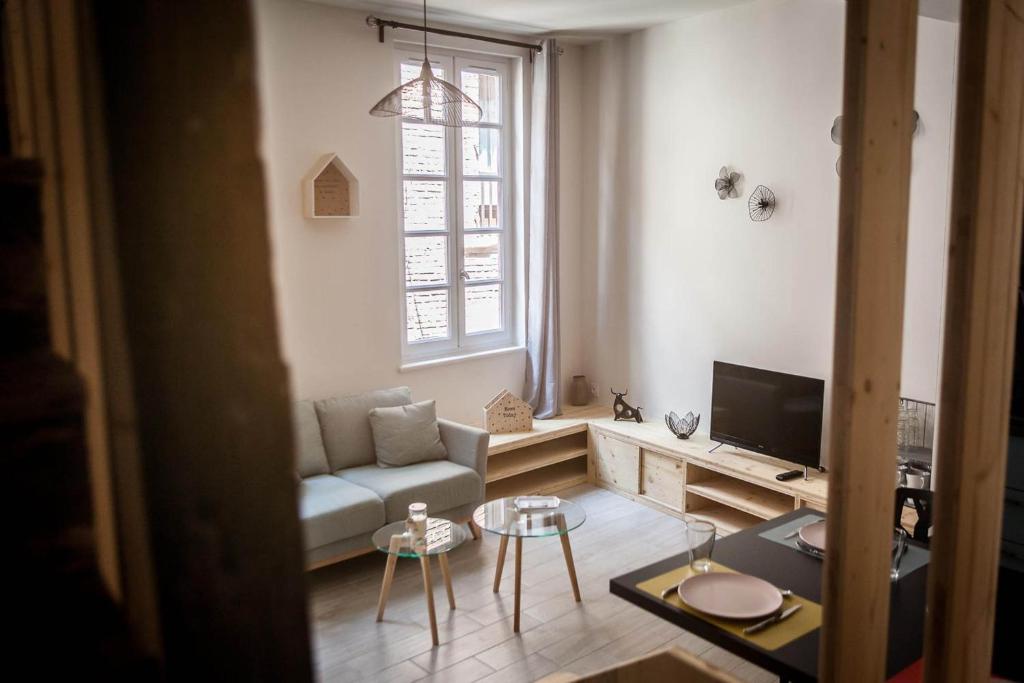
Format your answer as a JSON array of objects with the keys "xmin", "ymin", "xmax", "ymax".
[{"xmin": 714, "ymin": 166, "xmax": 741, "ymax": 200}]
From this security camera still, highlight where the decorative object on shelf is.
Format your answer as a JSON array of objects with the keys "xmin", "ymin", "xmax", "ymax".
[
  {"xmin": 714, "ymin": 166, "xmax": 741, "ymax": 200},
  {"xmin": 570, "ymin": 375, "xmax": 591, "ymax": 406},
  {"xmin": 304, "ymin": 153, "xmax": 359, "ymax": 218},
  {"xmin": 369, "ymin": 0, "xmax": 482, "ymax": 127},
  {"xmin": 483, "ymin": 389, "xmax": 533, "ymax": 434},
  {"xmin": 665, "ymin": 411, "xmax": 700, "ymax": 439},
  {"xmin": 611, "ymin": 389, "xmax": 643, "ymax": 423},
  {"xmin": 748, "ymin": 185, "xmax": 776, "ymax": 222},
  {"xmin": 832, "ymin": 111, "xmax": 920, "ymax": 176}
]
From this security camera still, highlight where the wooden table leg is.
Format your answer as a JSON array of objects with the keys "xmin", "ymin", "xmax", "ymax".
[
  {"xmin": 468, "ymin": 519, "xmax": 481, "ymax": 540},
  {"xmin": 376, "ymin": 535, "xmax": 401, "ymax": 622},
  {"xmin": 420, "ymin": 555, "xmax": 439, "ymax": 646},
  {"xmin": 438, "ymin": 552, "xmax": 456, "ymax": 610},
  {"xmin": 493, "ymin": 534, "xmax": 509, "ymax": 593},
  {"xmin": 514, "ymin": 536, "xmax": 523, "ymax": 633},
  {"xmin": 557, "ymin": 515, "xmax": 581, "ymax": 602}
]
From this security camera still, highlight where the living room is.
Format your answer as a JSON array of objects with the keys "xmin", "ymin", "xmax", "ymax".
[{"xmin": 5, "ymin": 0, "xmax": 1023, "ymax": 681}]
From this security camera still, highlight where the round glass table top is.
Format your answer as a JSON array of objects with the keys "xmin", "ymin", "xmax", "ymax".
[
  {"xmin": 473, "ymin": 496, "xmax": 586, "ymax": 538},
  {"xmin": 372, "ymin": 517, "xmax": 467, "ymax": 558}
]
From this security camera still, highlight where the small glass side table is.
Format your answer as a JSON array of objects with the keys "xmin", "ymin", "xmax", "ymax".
[
  {"xmin": 472, "ymin": 497, "xmax": 587, "ymax": 632},
  {"xmin": 372, "ymin": 517, "xmax": 467, "ymax": 646}
]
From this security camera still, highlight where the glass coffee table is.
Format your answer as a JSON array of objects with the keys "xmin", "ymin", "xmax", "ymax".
[
  {"xmin": 472, "ymin": 497, "xmax": 587, "ymax": 632},
  {"xmin": 372, "ymin": 517, "xmax": 467, "ymax": 646}
]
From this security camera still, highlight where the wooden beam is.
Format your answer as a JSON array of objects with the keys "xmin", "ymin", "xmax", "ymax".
[
  {"xmin": 820, "ymin": 1, "xmax": 918, "ymax": 681},
  {"xmin": 91, "ymin": 1, "xmax": 312, "ymax": 678},
  {"xmin": 924, "ymin": 0, "xmax": 1024, "ymax": 679}
]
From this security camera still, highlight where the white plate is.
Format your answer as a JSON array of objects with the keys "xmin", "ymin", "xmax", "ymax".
[
  {"xmin": 678, "ymin": 573, "xmax": 784, "ymax": 620},
  {"xmin": 798, "ymin": 520, "xmax": 827, "ymax": 552}
]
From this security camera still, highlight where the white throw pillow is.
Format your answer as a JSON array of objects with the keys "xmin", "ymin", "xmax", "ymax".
[{"xmin": 369, "ymin": 399, "xmax": 448, "ymax": 467}]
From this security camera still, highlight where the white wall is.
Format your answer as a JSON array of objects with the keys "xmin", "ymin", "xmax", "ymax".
[
  {"xmin": 579, "ymin": 0, "xmax": 958, "ymax": 460},
  {"xmin": 254, "ymin": 0, "xmax": 585, "ymax": 424}
]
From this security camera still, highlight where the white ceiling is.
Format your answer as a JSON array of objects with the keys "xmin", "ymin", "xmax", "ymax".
[{"xmin": 308, "ymin": 0, "xmax": 960, "ymax": 42}]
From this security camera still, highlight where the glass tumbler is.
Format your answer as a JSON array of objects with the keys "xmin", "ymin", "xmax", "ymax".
[{"xmin": 686, "ymin": 519, "xmax": 716, "ymax": 573}]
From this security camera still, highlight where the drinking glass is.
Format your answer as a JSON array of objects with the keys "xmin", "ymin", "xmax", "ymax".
[{"xmin": 686, "ymin": 519, "xmax": 716, "ymax": 573}]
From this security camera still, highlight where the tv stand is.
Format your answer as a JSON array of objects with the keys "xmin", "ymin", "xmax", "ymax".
[{"xmin": 588, "ymin": 417, "xmax": 829, "ymax": 535}]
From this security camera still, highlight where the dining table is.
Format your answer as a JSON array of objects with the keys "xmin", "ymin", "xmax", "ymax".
[{"xmin": 609, "ymin": 509, "xmax": 929, "ymax": 682}]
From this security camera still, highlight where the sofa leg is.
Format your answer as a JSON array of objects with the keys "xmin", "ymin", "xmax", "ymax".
[{"xmin": 468, "ymin": 520, "xmax": 481, "ymax": 540}]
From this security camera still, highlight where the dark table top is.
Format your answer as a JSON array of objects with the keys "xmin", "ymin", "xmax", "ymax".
[{"xmin": 609, "ymin": 510, "xmax": 928, "ymax": 682}]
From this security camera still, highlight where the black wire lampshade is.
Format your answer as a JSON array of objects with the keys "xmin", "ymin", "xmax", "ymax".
[
  {"xmin": 370, "ymin": 60, "xmax": 481, "ymax": 127},
  {"xmin": 368, "ymin": 0, "xmax": 482, "ymax": 127}
]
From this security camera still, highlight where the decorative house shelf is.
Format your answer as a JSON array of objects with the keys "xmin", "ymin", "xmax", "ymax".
[
  {"xmin": 483, "ymin": 389, "xmax": 533, "ymax": 434},
  {"xmin": 304, "ymin": 153, "xmax": 359, "ymax": 219}
]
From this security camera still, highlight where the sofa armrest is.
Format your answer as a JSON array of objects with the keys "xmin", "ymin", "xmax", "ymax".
[{"xmin": 438, "ymin": 418, "xmax": 489, "ymax": 490}]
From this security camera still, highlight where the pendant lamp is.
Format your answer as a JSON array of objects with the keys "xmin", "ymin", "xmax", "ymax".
[{"xmin": 369, "ymin": 0, "xmax": 482, "ymax": 127}]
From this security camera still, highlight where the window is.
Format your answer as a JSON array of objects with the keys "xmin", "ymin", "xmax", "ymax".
[{"xmin": 398, "ymin": 50, "xmax": 515, "ymax": 362}]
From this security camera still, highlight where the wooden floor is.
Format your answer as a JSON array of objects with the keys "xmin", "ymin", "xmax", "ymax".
[{"xmin": 307, "ymin": 485, "xmax": 778, "ymax": 683}]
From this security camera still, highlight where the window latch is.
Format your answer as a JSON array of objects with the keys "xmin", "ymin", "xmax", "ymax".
[{"xmin": 459, "ymin": 269, "xmax": 470, "ymax": 280}]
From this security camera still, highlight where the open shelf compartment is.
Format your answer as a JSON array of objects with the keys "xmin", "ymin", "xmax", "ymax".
[
  {"xmin": 487, "ymin": 431, "xmax": 587, "ymax": 483},
  {"xmin": 685, "ymin": 462, "xmax": 795, "ymax": 520},
  {"xmin": 486, "ymin": 457, "xmax": 588, "ymax": 500}
]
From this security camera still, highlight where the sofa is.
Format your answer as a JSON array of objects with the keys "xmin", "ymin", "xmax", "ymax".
[{"xmin": 294, "ymin": 386, "xmax": 489, "ymax": 568}]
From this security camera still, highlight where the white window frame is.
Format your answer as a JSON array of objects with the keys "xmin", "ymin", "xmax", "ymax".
[{"xmin": 397, "ymin": 48, "xmax": 516, "ymax": 363}]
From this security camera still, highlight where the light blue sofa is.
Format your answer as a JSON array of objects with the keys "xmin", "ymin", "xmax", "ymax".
[{"xmin": 294, "ymin": 386, "xmax": 489, "ymax": 568}]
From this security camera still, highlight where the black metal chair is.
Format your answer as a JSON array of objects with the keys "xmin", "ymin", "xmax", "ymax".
[{"xmin": 894, "ymin": 486, "xmax": 933, "ymax": 544}]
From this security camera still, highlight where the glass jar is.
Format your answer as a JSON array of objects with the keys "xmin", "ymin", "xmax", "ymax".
[{"xmin": 406, "ymin": 502, "xmax": 427, "ymax": 552}]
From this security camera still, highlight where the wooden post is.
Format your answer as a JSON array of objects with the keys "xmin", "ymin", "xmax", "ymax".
[
  {"xmin": 820, "ymin": 1, "xmax": 918, "ymax": 681},
  {"xmin": 924, "ymin": 0, "xmax": 1024, "ymax": 679},
  {"xmin": 91, "ymin": 1, "xmax": 312, "ymax": 678}
]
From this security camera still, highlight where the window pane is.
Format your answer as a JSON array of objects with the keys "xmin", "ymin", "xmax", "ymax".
[
  {"xmin": 405, "ymin": 236, "xmax": 447, "ymax": 286},
  {"xmin": 402, "ymin": 123, "xmax": 445, "ymax": 175},
  {"xmin": 463, "ymin": 180, "xmax": 501, "ymax": 230},
  {"xmin": 403, "ymin": 180, "xmax": 446, "ymax": 231},
  {"xmin": 461, "ymin": 70, "xmax": 500, "ymax": 123},
  {"xmin": 465, "ymin": 284, "xmax": 501, "ymax": 335},
  {"xmin": 464, "ymin": 233, "xmax": 501, "ymax": 281},
  {"xmin": 462, "ymin": 127, "xmax": 500, "ymax": 176},
  {"xmin": 401, "ymin": 62, "xmax": 446, "ymax": 120},
  {"xmin": 406, "ymin": 289, "xmax": 449, "ymax": 342}
]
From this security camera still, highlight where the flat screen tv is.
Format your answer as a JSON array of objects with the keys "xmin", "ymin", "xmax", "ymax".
[{"xmin": 710, "ymin": 361, "xmax": 824, "ymax": 468}]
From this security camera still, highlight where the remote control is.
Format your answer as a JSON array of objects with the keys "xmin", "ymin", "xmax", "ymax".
[{"xmin": 776, "ymin": 470, "xmax": 803, "ymax": 482}]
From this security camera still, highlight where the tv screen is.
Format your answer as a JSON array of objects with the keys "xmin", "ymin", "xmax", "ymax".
[{"xmin": 710, "ymin": 361, "xmax": 824, "ymax": 468}]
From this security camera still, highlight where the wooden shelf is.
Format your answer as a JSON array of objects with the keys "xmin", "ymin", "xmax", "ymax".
[
  {"xmin": 684, "ymin": 496, "xmax": 762, "ymax": 535},
  {"xmin": 685, "ymin": 477, "xmax": 794, "ymax": 520},
  {"xmin": 486, "ymin": 405, "xmax": 608, "ymax": 455},
  {"xmin": 486, "ymin": 457, "xmax": 588, "ymax": 499},
  {"xmin": 487, "ymin": 435, "xmax": 588, "ymax": 483}
]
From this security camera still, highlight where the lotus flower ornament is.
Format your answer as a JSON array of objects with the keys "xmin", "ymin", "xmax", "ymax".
[
  {"xmin": 714, "ymin": 166, "xmax": 741, "ymax": 200},
  {"xmin": 665, "ymin": 411, "xmax": 700, "ymax": 439}
]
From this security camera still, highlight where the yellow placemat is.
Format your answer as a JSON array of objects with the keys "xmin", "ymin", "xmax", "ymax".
[{"xmin": 636, "ymin": 560, "xmax": 822, "ymax": 651}]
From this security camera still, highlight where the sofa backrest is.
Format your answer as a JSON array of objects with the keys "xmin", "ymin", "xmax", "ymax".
[
  {"xmin": 293, "ymin": 400, "xmax": 330, "ymax": 477},
  {"xmin": 315, "ymin": 386, "xmax": 412, "ymax": 471}
]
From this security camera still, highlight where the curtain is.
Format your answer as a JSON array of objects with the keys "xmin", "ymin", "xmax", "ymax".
[{"xmin": 524, "ymin": 39, "xmax": 561, "ymax": 419}]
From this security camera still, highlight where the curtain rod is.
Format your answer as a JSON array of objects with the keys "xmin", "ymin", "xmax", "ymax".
[{"xmin": 366, "ymin": 15, "xmax": 545, "ymax": 53}]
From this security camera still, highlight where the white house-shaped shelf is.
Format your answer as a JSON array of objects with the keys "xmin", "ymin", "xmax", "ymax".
[{"xmin": 304, "ymin": 153, "xmax": 359, "ymax": 219}]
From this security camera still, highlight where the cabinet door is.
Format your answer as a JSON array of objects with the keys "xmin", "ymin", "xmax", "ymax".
[
  {"xmin": 641, "ymin": 450, "xmax": 684, "ymax": 511},
  {"xmin": 593, "ymin": 433, "xmax": 640, "ymax": 493}
]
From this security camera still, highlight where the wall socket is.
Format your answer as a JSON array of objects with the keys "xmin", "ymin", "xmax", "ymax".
[{"xmin": 590, "ymin": 382, "xmax": 599, "ymax": 396}]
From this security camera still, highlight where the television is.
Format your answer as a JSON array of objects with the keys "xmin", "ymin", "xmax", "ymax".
[{"xmin": 710, "ymin": 361, "xmax": 825, "ymax": 468}]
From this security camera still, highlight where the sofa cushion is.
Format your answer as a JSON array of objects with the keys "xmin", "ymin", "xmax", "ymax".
[
  {"xmin": 299, "ymin": 475, "xmax": 384, "ymax": 550},
  {"xmin": 369, "ymin": 399, "xmax": 448, "ymax": 467},
  {"xmin": 337, "ymin": 461, "xmax": 482, "ymax": 522},
  {"xmin": 315, "ymin": 386, "xmax": 412, "ymax": 471},
  {"xmin": 293, "ymin": 400, "xmax": 330, "ymax": 477}
]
